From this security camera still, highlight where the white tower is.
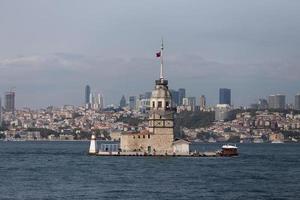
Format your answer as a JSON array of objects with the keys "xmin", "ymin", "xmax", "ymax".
[
  {"xmin": 148, "ymin": 40, "xmax": 174, "ymax": 154},
  {"xmin": 89, "ymin": 134, "xmax": 98, "ymax": 154}
]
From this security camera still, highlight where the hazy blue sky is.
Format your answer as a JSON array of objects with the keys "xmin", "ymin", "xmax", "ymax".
[{"xmin": 0, "ymin": 0, "xmax": 300, "ymax": 108}]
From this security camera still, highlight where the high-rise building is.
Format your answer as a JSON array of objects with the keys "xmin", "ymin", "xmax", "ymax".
[
  {"xmin": 88, "ymin": 93, "xmax": 104, "ymax": 110},
  {"xmin": 85, "ymin": 85, "xmax": 91, "ymax": 109},
  {"xmin": 129, "ymin": 96, "xmax": 137, "ymax": 110},
  {"xmin": 137, "ymin": 94, "xmax": 151, "ymax": 113},
  {"xmin": 85, "ymin": 85, "xmax": 91, "ymax": 104},
  {"xmin": 268, "ymin": 94, "xmax": 285, "ymax": 109},
  {"xmin": 178, "ymin": 88, "xmax": 186, "ymax": 106},
  {"xmin": 97, "ymin": 93, "xmax": 104, "ymax": 110},
  {"xmin": 258, "ymin": 98, "xmax": 268, "ymax": 110},
  {"xmin": 268, "ymin": 95, "xmax": 275, "ymax": 109},
  {"xmin": 5, "ymin": 91, "xmax": 15, "ymax": 113},
  {"xmin": 90, "ymin": 93, "xmax": 103, "ymax": 110},
  {"xmin": 219, "ymin": 88, "xmax": 231, "ymax": 105},
  {"xmin": 295, "ymin": 94, "xmax": 300, "ymax": 110},
  {"xmin": 188, "ymin": 97, "xmax": 196, "ymax": 111},
  {"xmin": 277, "ymin": 95, "xmax": 285, "ymax": 109},
  {"xmin": 181, "ymin": 97, "xmax": 196, "ymax": 111},
  {"xmin": 199, "ymin": 95, "xmax": 206, "ymax": 110},
  {"xmin": 170, "ymin": 90, "xmax": 179, "ymax": 107},
  {"xmin": 88, "ymin": 92, "xmax": 93, "ymax": 109},
  {"xmin": 119, "ymin": 95, "xmax": 126, "ymax": 108}
]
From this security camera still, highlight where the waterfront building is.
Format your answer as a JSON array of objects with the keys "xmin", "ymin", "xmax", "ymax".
[
  {"xmin": 268, "ymin": 94, "xmax": 285, "ymax": 109},
  {"xmin": 178, "ymin": 88, "xmax": 186, "ymax": 106},
  {"xmin": 269, "ymin": 133, "xmax": 284, "ymax": 143},
  {"xmin": 199, "ymin": 95, "xmax": 206, "ymax": 111},
  {"xmin": 120, "ymin": 42, "xmax": 188, "ymax": 155},
  {"xmin": 219, "ymin": 88, "xmax": 231, "ymax": 105},
  {"xmin": 295, "ymin": 94, "xmax": 300, "ymax": 110},
  {"xmin": 5, "ymin": 91, "xmax": 15, "ymax": 114}
]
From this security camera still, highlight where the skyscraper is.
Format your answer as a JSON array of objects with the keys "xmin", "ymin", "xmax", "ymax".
[
  {"xmin": 178, "ymin": 88, "xmax": 186, "ymax": 106},
  {"xmin": 97, "ymin": 93, "xmax": 104, "ymax": 110},
  {"xmin": 295, "ymin": 94, "xmax": 300, "ymax": 110},
  {"xmin": 129, "ymin": 96, "xmax": 137, "ymax": 110},
  {"xmin": 85, "ymin": 85, "xmax": 91, "ymax": 105},
  {"xmin": 181, "ymin": 97, "xmax": 196, "ymax": 111},
  {"xmin": 268, "ymin": 94, "xmax": 285, "ymax": 109},
  {"xmin": 5, "ymin": 91, "xmax": 15, "ymax": 113},
  {"xmin": 188, "ymin": 97, "xmax": 196, "ymax": 111},
  {"xmin": 136, "ymin": 93, "xmax": 151, "ymax": 113},
  {"xmin": 119, "ymin": 95, "xmax": 126, "ymax": 108},
  {"xmin": 199, "ymin": 95, "xmax": 206, "ymax": 110},
  {"xmin": 219, "ymin": 88, "xmax": 231, "ymax": 105},
  {"xmin": 170, "ymin": 89, "xmax": 179, "ymax": 107},
  {"xmin": 258, "ymin": 98, "xmax": 268, "ymax": 110},
  {"xmin": 268, "ymin": 95, "xmax": 275, "ymax": 109},
  {"xmin": 277, "ymin": 95, "xmax": 286, "ymax": 109}
]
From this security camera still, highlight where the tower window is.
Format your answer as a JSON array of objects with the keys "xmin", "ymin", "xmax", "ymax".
[
  {"xmin": 138, "ymin": 135, "xmax": 140, "ymax": 139},
  {"xmin": 148, "ymin": 134, "xmax": 150, "ymax": 139},
  {"xmin": 166, "ymin": 101, "xmax": 169, "ymax": 108},
  {"xmin": 152, "ymin": 101, "xmax": 155, "ymax": 108},
  {"xmin": 158, "ymin": 101, "xmax": 162, "ymax": 108}
]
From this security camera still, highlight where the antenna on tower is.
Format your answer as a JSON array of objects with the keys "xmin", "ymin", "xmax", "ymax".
[{"xmin": 160, "ymin": 38, "xmax": 164, "ymax": 80}]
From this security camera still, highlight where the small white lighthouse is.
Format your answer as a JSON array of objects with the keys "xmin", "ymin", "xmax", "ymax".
[{"xmin": 89, "ymin": 134, "xmax": 98, "ymax": 154}]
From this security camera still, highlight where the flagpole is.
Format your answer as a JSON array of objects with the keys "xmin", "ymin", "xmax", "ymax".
[{"xmin": 160, "ymin": 38, "xmax": 164, "ymax": 80}]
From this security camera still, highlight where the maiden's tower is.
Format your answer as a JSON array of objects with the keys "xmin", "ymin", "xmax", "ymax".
[{"xmin": 91, "ymin": 41, "xmax": 190, "ymax": 156}]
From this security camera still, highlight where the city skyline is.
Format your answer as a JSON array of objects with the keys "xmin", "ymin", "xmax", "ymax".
[
  {"xmin": 1, "ymin": 84, "xmax": 300, "ymax": 109},
  {"xmin": 0, "ymin": 1, "xmax": 300, "ymax": 108}
]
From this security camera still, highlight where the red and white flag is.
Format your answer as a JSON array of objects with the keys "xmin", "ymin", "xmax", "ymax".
[{"xmin": 156, "ymin": 51, "xmax": 161, "ymax": 58}]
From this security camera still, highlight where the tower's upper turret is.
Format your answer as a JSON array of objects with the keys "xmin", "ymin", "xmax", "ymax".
[{"xmin": 151, "ymin": 80, "xmax": 172, "ymax": 111}]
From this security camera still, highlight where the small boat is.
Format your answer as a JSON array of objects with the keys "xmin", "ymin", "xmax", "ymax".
[
  {"xmin": 271, "ymin": 140, "xmax": 284, "ymax": 144},
  {"xmin": 291, "ymin": 137, "xmax": 298, "ymax": 142},
  {"xmin": 218, "ymin": 144, "xmax": 238, "ymax": 156}
]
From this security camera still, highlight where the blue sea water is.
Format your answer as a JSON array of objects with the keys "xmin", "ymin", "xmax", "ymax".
[{"xmin": 0, "ymin": 141, "xmax": 299, "ymax": 200}]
